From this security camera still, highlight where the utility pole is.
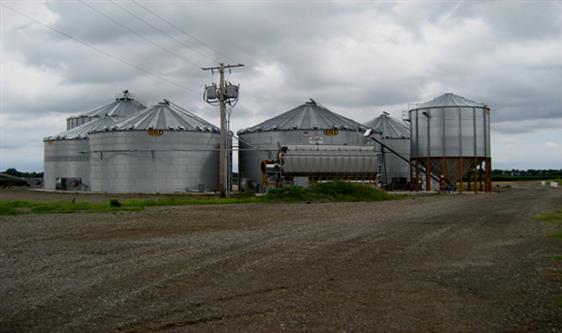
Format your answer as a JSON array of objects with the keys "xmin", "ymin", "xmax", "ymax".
[{"xmin": 202, "ymin": 63, "xmax": 244, "ymax": 198}]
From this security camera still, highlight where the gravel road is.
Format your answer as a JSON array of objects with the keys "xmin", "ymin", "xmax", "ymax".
[{"xmin": 1, "ymin": 183, "xmax": 561, "ymax": 332}]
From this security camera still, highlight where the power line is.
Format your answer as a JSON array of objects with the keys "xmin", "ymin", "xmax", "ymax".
[
  {"xmin": 79, "ymin": 0, "xmax": 201, "ymax": 69},
  {"xmin": 109, "ymin": 0, "xmax": 215, "ymax": 66},
  {"xmin": 0, "ymin": 3, "xmax": 198, "ymax": 95},
  {"xmin": 131, "ymin": 0, "xmax": 239, "ymax": 64}
]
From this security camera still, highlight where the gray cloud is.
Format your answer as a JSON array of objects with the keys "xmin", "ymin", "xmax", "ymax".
[{"xmin": 2, "ymin": 1, "xmax": 562, "ymax": 171}]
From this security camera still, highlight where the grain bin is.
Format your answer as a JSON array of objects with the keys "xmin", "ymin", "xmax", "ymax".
[
  {"xmin": 43, "ymin": 116, "xmax": 117, "ymax": 190},
  {"xmin": 66, "ymin": 90, "xmax": 146, "ymax": 130},
  {"xmin": 408, "ymin": 93, "xmax": 491, "ymax": 192},
  {"xmin": 238, "ymin": 99, "xmax": 374, "ymax": 191},
  {"xmin": 89, "ymin": 100, "xmax": 220, "ymax": 193},
  {"xmin": 364, "ymin": 112, "xmax": 410, "ymax": 190}
]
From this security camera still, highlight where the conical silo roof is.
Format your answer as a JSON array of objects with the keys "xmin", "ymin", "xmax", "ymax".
[
  {"xmin": 364, "ymin": 112, "xmax": 409, "ymax": 139},
  {"xmin": 45, "ymin": 116, "xmax": 117, "ymax": 141},
  {"xmin": 413, "ymin": 93, "xmax": 485, "ymax": 109},
  {"xmin": 239, "ymin": 99, "xmax": 364, "ymax": 134},
  {"xmin": 79, "ymin": 90, "xmax": 146, "ymax": 118},
  {"xmin": 111, "ymin": 100, "xmax": 219, "ymax": 132}
]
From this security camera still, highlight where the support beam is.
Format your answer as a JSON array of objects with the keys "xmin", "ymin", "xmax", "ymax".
[
  {"xmin": 474, "ymin": 157, "xmax": 478, "ymax": 193},
  {"xmin": 459, "ymin": 157, "xmax": 463, "ymax": 193}
]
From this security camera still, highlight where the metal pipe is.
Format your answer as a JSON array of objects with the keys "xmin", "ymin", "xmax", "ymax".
[{"xmin": 366, "ymin": 135, "xmax": 440, "ymax": 183}]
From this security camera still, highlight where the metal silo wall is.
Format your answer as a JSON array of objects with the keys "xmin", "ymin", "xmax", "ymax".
[
  {"xmin": 238, "ymin": 129, "xmax": 368, "ymax": 189},
  {"xmin": 409, "ymin": 106, "xmax": 490, "ymax": 158},
  {"xmin": 409, "ymin": 105, "xmax": 491, "ymax": 188},
  {"xmin": 89, "ymin": 131, "xmax": 220, "ymax": 193},
  {"xmin": 380, "ymin": 138, "xmax": 410, "ymax": 182},
  {"xmin": 43, "ymin": 140, "xmax": 90, "ymax": 189},
  {"xmin": 66, "ymin": 116, "xmax": 96, "ymax": 130}
]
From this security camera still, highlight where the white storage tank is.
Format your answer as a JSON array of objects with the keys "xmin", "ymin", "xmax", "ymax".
[
  {"xmin": 364, "ymin": 112, "xmax": 410, "ymax": 190},
  {"xmin": 89, "ymin": 100, "xmax": 221, "ymax": 193},
  {"xmin": 43, "ymin": 116, "xmax": 116, "ymax": 190}
]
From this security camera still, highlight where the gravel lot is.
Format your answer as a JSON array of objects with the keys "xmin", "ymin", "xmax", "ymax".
[{"xmin": 1, "ymin": 183, "xmax": 561, "ymax": 332}]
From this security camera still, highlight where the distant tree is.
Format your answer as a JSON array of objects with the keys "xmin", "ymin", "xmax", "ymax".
[
  {"xmin": 4, "ymin": 168, "xmax": 22, "ymax": 177},
  {"xmin": 2, "ymin": 168, "xmax": 44, "ymax": 178}
]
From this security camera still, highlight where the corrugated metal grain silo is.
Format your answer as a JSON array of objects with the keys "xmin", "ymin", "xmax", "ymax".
[
  {"xmin": 65, "ymin": 90, "xmax": 146, "ymax": 130},
  {"xmin": 238, "ymin": 99, "xmax": 373, "ymax": 190},
  {"xmin": 364, "ymin": 112, "xmax": 410, "ymax": 190},
  {"xmin": 43, "ymin": 116, "xmax": 116, "ymax": 190},
  {"xmin": 88, "ymin": 100, "xmax": 221, "ymax": 193},
  {"xmin": 408, "ymin": 93, "xmax": 491, "ymax": 192}
]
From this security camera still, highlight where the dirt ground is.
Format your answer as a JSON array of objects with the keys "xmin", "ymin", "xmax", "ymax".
[{"xmin": 0, "ymin": 183, "xmax": 561, "ymax": 332}]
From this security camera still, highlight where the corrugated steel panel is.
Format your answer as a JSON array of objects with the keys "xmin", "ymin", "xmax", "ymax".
[
  {"xmin": 65, "ymin": 91, "xmax": 146, "ymax": 130},
  {"xmin": 281, "ymin": 145, "xmax": 378, "ymax": 176},
  {"xmin": 238, "ymin": 129, "xmax": 369, "ymax": 190},
  {"xmin": 89, "ymin": 131, "xmax": 220, "ymax": 193},
  {"xmin": 364, "ymin": 112, "xmax": 410, "ymax": 139},
  {"xmin": 409, "ymin": 93, "xmax": 491, "ymax": 185},
  {"xmin": 43, "ymin": 140, "xmax": 90, "ymax": 190},
  {"xmin": 45, "ymin": 116, "xmax": 117, "ymax": 141},
  {"xmin": 110, "ymin": 100, "xmax": 219, "ymax": 132},
  {"xmin": 414, "ymin": 92, "xmax": 485, "ymax": 109},
  {"xmin": 238, "ymin": 99, "xmax": 365, "ymax": 134}
]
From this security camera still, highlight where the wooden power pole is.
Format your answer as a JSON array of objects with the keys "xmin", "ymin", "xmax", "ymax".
[{"xmin": 202, "ymin": 63, "xmax": 244, "ymax": 198}]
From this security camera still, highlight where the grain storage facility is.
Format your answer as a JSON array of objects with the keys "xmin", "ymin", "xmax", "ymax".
[
  {"xmin": 89, "ymin": 100, "xmax": 221, "ymax": 193},
  {"xmin": 44, "ymin": 90, "xmax": 145, "ymax": 190},
  {"xmin": 66, "ymin": 90, "xmax": 146, "ymax": 130},
  {"xmin": 43, "ymin": 116, "xmax": 117, "ymax": 190},
  {"xmin": 238, "ymin": 99, "xmax": 377, "ymax": 191},
  {"xmin": 364, "ymin": 112, "xmax": 410, "ymax": 190},
  {"xmin": 408, "ymin": 93, "xmax": 491, "ymax": 192}
]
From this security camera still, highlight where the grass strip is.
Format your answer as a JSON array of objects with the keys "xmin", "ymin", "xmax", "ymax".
[
  {"xmin": 532, "ymin": 210, "xmax": 562, "ymax": 224},
  {"xmin": 548, "ymin": 230, "xmax": 562, "ymax": 240},
  {"xmin": 0, "ymin": 200, "xmax": 142, "ymax": 215},
  {"xmin": 533, "ymin": 209, "xmax": 562, "ymax": 308},
  {"xmin": 0, "ymin": 182, "xmax": 394, "ymax": 215},
  {"xmin": 263, "ymin": 181, "xmax": 394, "ymax": 203}
]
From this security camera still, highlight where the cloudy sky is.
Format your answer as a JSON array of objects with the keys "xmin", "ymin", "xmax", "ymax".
[{"xmin": 1, "ymin": 0, "xmax": 561, "ymax": 172}]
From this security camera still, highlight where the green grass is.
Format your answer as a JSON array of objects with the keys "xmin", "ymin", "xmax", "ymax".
[
  {"xmin": 123, "ymin": 196, "xmax": 262, "ymax": 207},
  {"xmin": 0, "ymin": 182, "xmax": 394, "ymax": 215},
  {"xmin": 533, "ymin": 209, "xmax": 562, "ymax": 308},
  {"xmin": 533, "ymin": 208, "xmax": 562, "ymax": 248},
  {"xmin": 533, "ymin": 210, "xmax": 562, "ymax": 224},
  {"xmin": 492, "ymin": 175, "xmax": 562, "ymax": 182},
  {"xmin": 0, "ymin": 197, "xmax": 260, "ymax": 215},
  {"xmin": 263, "ymin": 181, "xmax": 394, "ymax": 203},
  {"xmin": 548, "ymin": 230, "xmax": 562, "ymax": 240},
  {"xmin": 0, "ymin": 200, "xmax": 143, "ymax": 215}
]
